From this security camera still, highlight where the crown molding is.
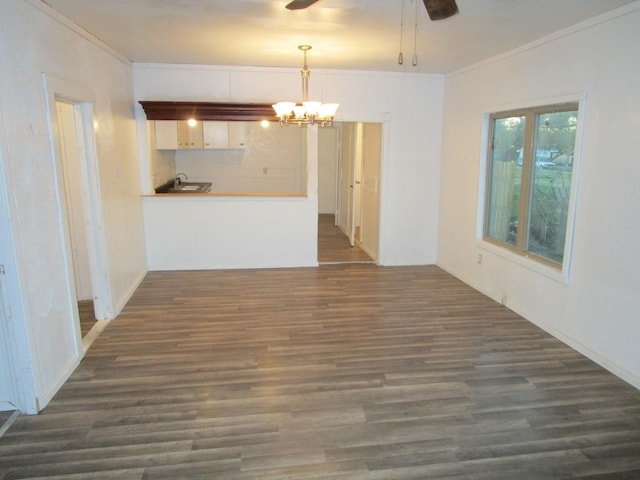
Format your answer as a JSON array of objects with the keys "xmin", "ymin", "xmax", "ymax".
[{"xmin": 139, "ymin": 101, "xmax": 275, "ymax": 121}]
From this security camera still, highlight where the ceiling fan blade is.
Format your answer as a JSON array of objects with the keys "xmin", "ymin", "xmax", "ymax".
[
  {"xmin": 423, "ymin": 0, "xmax": 459, "ymax": 20},
  {"xmin": 285, "ymin": 0, "xmax": 320, "ymax": 10}
]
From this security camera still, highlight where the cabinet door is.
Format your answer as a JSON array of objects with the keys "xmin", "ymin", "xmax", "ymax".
[
  {"xmin": 228, "ymin": 122, "xmax": 247, "ymax": 148},
  {"xmin": 203, "ymin": 121, "xmax": 228, "ymax": 149},
  {"xmin": 155, "ymin": 120, "xmax": 178, "ymax": 150},
  {"xmin": 177, "ymin": 121, "xmax": 203, "ymax": 149}
]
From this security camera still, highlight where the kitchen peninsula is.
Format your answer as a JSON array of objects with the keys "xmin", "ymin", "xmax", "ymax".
[{"xmin": 138, "ymin": 101, "xmax": 319, "ymax": 271}]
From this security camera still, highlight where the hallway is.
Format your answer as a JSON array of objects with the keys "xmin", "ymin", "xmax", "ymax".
[{"xmin": 317, "ymin": 214, "xmax": 374, "ymax": 264}]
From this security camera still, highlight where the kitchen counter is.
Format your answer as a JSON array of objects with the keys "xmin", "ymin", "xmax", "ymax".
[
  {"xmin": 154, "ymin": 180, "xmax": 212, "ymax": 194},
  {"xmin": 146, "ymin": 192, "xmax": 308, "ymax": 197},
  {"xmin": 141, "ymin": 190, "xmax": 316, "ymax": 270},
  {"xmin": 150, "ymin": 179, "xmax": 307, "ymax": 197}
]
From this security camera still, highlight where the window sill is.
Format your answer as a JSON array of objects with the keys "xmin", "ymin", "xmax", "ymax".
[{"xmin": 476, "ymin": 239, "xmax": 570, "ymax": 285}]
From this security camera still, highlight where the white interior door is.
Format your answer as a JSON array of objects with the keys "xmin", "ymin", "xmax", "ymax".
[
  {"xmin": 354, "ymin": 124, "xmax": 363, "ymax": 241},
  {"xmin": 359, "ymin": 123, "xmax": 382, "ymax": 260},
  {"xmin": 338, "ymin": 123, "xmax": 357, "ymax": 246},
  {"xmin": 57, "ymin": 101, "xmax": 93, "ymax": 301}
]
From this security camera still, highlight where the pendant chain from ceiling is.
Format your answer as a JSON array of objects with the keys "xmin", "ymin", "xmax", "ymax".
[
  {"xmin": 412, "ymin": 0, "xmax": 419, "ymax": 66},
  {"xmin": 398, "ymin": 0, "xmax": 419, "ymax": 67},
  {"xmin": 398, "ymin": 0, "xmax": 404, "ymax": 65}
]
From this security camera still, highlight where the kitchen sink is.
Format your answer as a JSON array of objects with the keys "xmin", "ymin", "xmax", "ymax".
[{"xmin": 155, "ymin": 181, "xmax": 212, "ymax": 194}]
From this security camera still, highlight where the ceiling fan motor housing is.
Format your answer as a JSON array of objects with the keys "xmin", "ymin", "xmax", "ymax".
[{"xmin": 423, "ymin": 0, "xmax": 459, "ymax": 21}]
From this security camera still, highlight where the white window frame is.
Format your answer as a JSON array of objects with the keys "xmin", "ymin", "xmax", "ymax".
[{"xmin": 476, "ymin": 94, "xmax": 586, "ymax": 284}]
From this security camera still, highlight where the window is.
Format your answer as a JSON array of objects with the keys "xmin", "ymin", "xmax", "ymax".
[{"xmin": 484, "ymin": 103, "xmax": 578, "ymax": 267}]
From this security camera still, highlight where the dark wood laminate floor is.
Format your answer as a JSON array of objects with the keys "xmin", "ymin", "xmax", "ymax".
[
  {"xmin": 78, "ymin": 300, "xmax": 96, "ymax": 338},
  {"xmin": 1, "ymin": 265, "xmax": 639, "ymax": 479},
  {"xmin": 0, "ymin": 412, "xmax": 16, "ymax": 436},
  {"xmin": 318, "ymin": 214, "xmax": 374, "ymax": 264}
]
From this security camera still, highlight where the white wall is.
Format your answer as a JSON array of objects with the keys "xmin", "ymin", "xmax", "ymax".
[
  {"xmin": 318, "ymin": 126, "xmax": 339, "ymax": 214},
  {"xmin": 174, "ymin": 122, "xmax": 308, "ymax": 194},
  {"xmin": 437, "ymin": 4, "xmax": 640, "ymax": 387},
  {"xmin": 143, "ymin": 194, "xmax": 319, "ymax": 270},
  {"xmin": 0, "ymin": 138, "xmax": 34, "ymax": 412},
  {"xmin": 135, "ymin": 64, "xmax": 444, "ymax": 267},
  {"xmin": 0, "ymin": 0, "xmax": 147, "ymax": 412}
]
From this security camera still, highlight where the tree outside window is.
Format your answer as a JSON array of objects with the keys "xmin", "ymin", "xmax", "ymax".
[{"xmin": 484, "ymin": 103, "xmax": 578, "ymax": 267}]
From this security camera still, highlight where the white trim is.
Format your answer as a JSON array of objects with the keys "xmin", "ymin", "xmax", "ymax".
[
  {"xmin": 0, "ymin": 409, "xmax": 21, "ymax": 437},
  {"xmin": 76, "ymin": 102, "xmax": 115, "ymax": 319},
  {"xmin": 133, "ymin": 62, "xmax": 444, "ymax": 81},
  {"xmin": 436, "ymin": 260, "xmax": 640, "ymax": 390},
  {"xmin": 0, "ymin": 402, "xmax": 18, "ymax": 414},
  {"xmin": 41, "ymin": 76, "xmax": 84, "ymax": 365},
  {"xmin": 82, "ymin": 319, "xmax": 111, "ymax": 355},
  {"xmin": 378, "ymin": 120, "xmax": 391, "ymax": 266},
  {"xmin": 36, "ymin": 354, "xmax": 80, "ymax": 410},
  {"xmin": 333, "ymin": 125, "xmax": 342, "ymax": 218},
  {"xmin": 476, "ymin": 92, "xmax": 587, "ymax": 284},
  {"xmin": 332, "ymin": 117, "xmax": 390, "ymax": 266},
  {"xmin": 475, "ymin": 240, "xmax": 567, "ymax": 285},
  {"xmin": 33, "ymin": 73, "xmax": 116, "ymax": 411},
  {"xmin": 112, "ymin": 269, "xmax": 146, "ymax": 315},
  {"xmin": 41, "ymin": 74, "xmax": 115, "ymax": 320}
]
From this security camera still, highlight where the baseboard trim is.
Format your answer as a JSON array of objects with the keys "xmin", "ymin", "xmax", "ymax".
[
  {"xmin": 112, "ymin": 269, "xmax": 147, "ymax": 317},
  {"xmin": 0, "ymin": 409, "xmax": 21, "ymax": 438},
  {"xmin": 436, "ymin": 261, "xmax": 640, "ymax": 390}
]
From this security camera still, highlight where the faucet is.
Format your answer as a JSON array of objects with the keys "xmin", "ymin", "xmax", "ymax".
[{"xmin": 174, "ymin": 172, "xmax": 188, "ymax": 188}]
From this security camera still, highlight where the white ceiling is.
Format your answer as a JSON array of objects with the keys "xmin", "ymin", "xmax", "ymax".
[{"xmin": 39, "ymin": 0, "xmax": 636, "ymax": 73}]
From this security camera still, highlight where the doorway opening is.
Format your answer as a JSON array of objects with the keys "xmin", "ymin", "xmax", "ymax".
[
  {"xmin": 318, "ymin": 122, "xmax": 382, "ymax": 264},
  {"xmin": 54, "ymin": 99, "xmax": 109, "ymax": 349}
]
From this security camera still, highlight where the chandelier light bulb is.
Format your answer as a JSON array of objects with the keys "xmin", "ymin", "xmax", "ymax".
[{"xmin": 272, "ymin": 45, "xmax": 339, "ymax": 127}]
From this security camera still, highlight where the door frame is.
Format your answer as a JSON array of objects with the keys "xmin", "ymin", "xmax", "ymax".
[
  {"xmin": 358, "ymin": 122, "xmax": 382, "ymax": 261},
  {"xmin": 56, "ymin": 101, "xmax": 94, "ymax": 303},
  {"xmin": 333, "ymin": 115, "xmax": 389, "ymax": 264},
  {"xmin": 42, "ymin": 74, "xmax": 113, "ymax": 343}
]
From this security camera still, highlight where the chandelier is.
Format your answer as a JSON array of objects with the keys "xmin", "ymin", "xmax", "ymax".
[{"xmin": 272, "ymin": 45, "xmax": 339, "ymax": 127}]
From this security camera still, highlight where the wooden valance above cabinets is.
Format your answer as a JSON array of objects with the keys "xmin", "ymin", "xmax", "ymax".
[{"xmin": 139, "ymin": 101, "xmax": 275, "ymax": 122}]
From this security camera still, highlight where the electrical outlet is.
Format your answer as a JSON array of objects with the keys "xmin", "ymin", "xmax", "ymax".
[
  {"xmin": 477, "ymin": 253, "xmax": 483, "ymax": 264},
  {"xmin": 501, "ymin": 295, "xmax": 507, "ymax": 306}
]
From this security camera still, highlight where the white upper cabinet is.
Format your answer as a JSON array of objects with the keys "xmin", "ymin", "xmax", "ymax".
[
  {"xmin": 203, "ymin": 121, "xmax": 229, "ymax": 148},
  {"xmin": 155, "ymin": 120, "xmax": 202, "ymax": 149},
  {"xmin": 154, "ymin": 120, "xmax": 178, "ymax": 150},
  {"xmin": 204, "ymin": 121, "xmax": 247, "ymax": 149},
  {"xmin": 177, "ymin": 121, "xmax": 204, "ymax": 149},
  {"xmin": 155, "ymin": 121, "xmax": 246, "ymax": 150}
]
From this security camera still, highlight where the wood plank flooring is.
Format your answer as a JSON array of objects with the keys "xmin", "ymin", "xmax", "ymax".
[
  {"xmin": 318, "ymin": 214, "xmax": 373, "ymax": 264},
  {"xmin": 1, "ymin": 265, "xmax": 639, "ymax": 479},
  {"xmin": 78, "ymin": 300, "xmax": 96, "ymax": 338}
]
